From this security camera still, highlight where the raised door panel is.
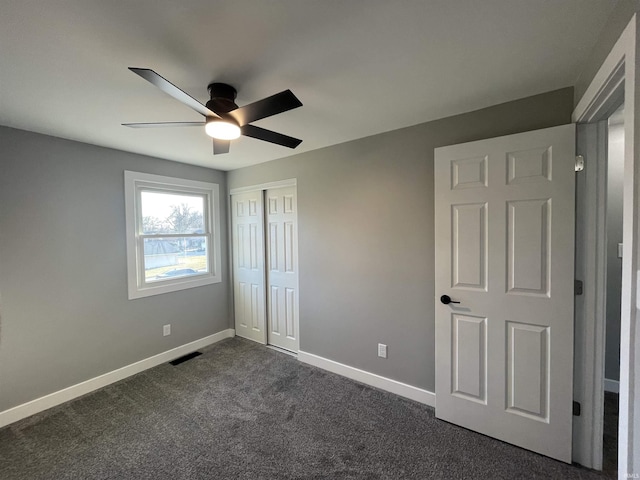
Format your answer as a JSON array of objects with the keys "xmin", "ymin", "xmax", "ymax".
[
  {"xmin": 507, "ymin": 199, "xmax": 551, "ymax": 297},
  {"xmin": 451, "ymin": 314, "xmax": 487, "ymax": 404},
  {"xmin": 284, "ymin": 222, "xmax": 295, "ymax": 273},
  {"xmin": 451, "ymin": 156, "xmax": 488, "ymax": 190},
  {"xmin": 285, "ymin": 287, "xmax": 296, "ymax": 338},
  {"xmin": 452, "ymin": 203, "xmax": 487, "ymax": 291},
  {"xmin": 506, "ymin": 147, "xmax": 552, "ymax": 184},
  {"xmin": 506, "ymin": 321, "xmax": 549, "ymax": 422}
]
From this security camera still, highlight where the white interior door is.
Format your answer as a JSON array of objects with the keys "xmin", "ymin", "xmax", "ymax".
[
  {"xmin": 265, "ymin": 186, "xmax": 299, "ymax": 352},
  {"xmin": 231, "ymin": 191, "xmax": 266, "ymax": 344},
  {"xmin": 434, "ymin": 124, "xmax": 576, "ymax": 463}
]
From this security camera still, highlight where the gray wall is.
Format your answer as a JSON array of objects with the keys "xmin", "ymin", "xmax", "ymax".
[
  {"xmin": 605, "ymin": 121, "xmax": 625, "ymax": 382},
  {"xmin": 228, "ymin": 88, "xmax": 574, "ymax": 392},
  {"xmin": 0, "ymin": 127, "xmax": 230, "ymax": 411},
  {"xmin": 574, "ymin": 0, "xmax": 639, "ymax": 104}
]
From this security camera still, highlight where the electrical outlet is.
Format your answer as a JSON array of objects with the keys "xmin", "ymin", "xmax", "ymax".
[
  {"xmin": 378, "ymin": 343, "xmax": 388, "ymax": 359},
  {"xmin": 163, "ymin": 324, "xmax": 171, "ymax": 336}
]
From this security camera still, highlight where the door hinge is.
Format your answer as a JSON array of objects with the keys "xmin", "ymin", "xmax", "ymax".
[
  {"xmin": 575, "ymin": 279, "xmax": 583, "ymax": 296},
  {"xmin": 573, "ymin": 401, "xmax": 581, "ymax": 416},
  {"xmin": 575, "ymin": 155, "xmax": 584, "ymax": 172}
]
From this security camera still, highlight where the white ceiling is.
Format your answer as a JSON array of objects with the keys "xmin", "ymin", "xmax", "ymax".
[{"xmin": 0, "ymin": 0, "xmax": 617, "ymax": 171}]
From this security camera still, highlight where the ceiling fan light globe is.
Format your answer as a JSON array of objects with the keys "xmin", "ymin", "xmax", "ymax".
[{"xmin": 205, "ymin": 120, "xmax": 241, "ymax": 140}]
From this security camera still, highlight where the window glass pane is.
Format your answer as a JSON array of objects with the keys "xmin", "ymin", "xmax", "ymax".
[
  {"xmin": 141, "ymin": 191, "xmax": 205, "ymax": 235},
  {"xmin": 143, "ymin": 236, "xmax": 209, "ymax": 282}
]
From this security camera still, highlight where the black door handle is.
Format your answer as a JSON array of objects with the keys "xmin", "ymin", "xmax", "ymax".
[{"xmin": 440, "ymin": 295, "xmax": 460, "ymax": 305}]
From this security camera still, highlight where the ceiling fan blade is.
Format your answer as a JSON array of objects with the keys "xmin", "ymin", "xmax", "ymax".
[
  {"xmin": 228, "ymin": 90, "xmax": 302, "ymax": 126},
  {"xmin": 122, "ymin": 122, "xmax": 205, "ymax": 128},
  {"xmin": 213, "ymin": 138, "xmax": 230, "ymax": 155},
  {"xmin": 241, "ymin": 124, "xmax": 302, "ymax": 149},
  {"xmin": 129, "ymin": 68, "xmax": 218, "ymax": 118}
]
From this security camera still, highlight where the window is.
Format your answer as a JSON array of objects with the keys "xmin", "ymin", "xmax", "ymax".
[{"xmin": 124, "ymin": 171, "xmax": 221, "ymax": 299}]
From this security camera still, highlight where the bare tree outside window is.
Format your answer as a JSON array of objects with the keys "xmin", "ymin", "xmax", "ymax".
[{"xmin": 167, "ymin": 203, "xmax": 203, "ymax": 233}]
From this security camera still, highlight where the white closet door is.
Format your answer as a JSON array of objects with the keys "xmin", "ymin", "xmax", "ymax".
[
  {"xmin": 265, "ymin": 186, "xmax": 299, "ymax": 352},
  {"xmin": 231, "ymin": 191, "xmax": 266, "ymax": 344},
  {"xmin": 434, "ymin": 124, "xmax": 575, "ymax": 463}
]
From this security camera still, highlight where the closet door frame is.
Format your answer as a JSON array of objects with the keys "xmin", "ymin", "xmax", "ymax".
[{"xmin": 230, "ymin": 179, "xmax": 299, "ymax": 350}]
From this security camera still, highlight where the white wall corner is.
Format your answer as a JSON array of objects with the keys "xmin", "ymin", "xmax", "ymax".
[
  {"xmin": 0, "ymin": 329, "xmax": 235, "ymax": 429},
  {"xmin": 298, "ymin": 350, "xmax": 435, "ymax": 407}
]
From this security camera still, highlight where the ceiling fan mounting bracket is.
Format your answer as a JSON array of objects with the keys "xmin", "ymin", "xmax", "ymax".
[{"xmin": 206, "ymin": 83, "xmax": 238, "ymax": 114}]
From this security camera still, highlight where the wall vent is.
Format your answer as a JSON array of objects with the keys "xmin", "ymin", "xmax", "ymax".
[{"xmin": 169, "ymin": 351, "xmax": 202, "ymax": 366}]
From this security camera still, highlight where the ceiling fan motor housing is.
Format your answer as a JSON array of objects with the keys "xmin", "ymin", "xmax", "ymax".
[{"xmin": 206, "ymin": 83, "xmax": 239, "ymax": 116}]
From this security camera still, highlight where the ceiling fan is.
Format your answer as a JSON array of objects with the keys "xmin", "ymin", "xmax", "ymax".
[{"xmin": 123, "ymin": 68, "xmax": 303, "ymax": 155}]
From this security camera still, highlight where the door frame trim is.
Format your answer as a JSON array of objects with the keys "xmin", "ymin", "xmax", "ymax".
[
  {"xmin": 230, "ymin": 178, "xmax": 297, "ymax": 195},
  {"xmin": 574, "ymin": 121, "xmax": 609, "ymax": 469},
  {"xmin": 572, "ymin": 14, "xmax": 638, "ymax": 474},
  {"xmin": 229, "ymin": 179, "xmax": 301, "ymax": 353}
]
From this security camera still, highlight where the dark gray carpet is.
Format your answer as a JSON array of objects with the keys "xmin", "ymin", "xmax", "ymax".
[
  {"xmin": 602, "ymin": 391, "xmax": 619, "ymax": 479},
  {"xmin": 0, "ymin": 338, "xmax": 605, "ymax": 479}
]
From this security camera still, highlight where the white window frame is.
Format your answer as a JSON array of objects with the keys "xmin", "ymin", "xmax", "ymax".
[{"xmin": 124, "ymin": 171, "xmax": 222, "ymax": 299}]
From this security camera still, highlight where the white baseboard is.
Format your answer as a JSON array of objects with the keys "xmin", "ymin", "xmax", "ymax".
[
  {"xmin": 0, "ymin": 329, "xmax": 235, "ymax": 429},
  {"xmin": 298, "ymin": 350, "xmax": 435, "ymax": 407},
  {"xmin": 604, "ymin": 378, "xmax": 620, "ymax": 393}
]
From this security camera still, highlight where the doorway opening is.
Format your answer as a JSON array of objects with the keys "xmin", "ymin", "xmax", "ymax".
[
  {"xmin": 574, "ymin": 96, "xmax": 625, "ymax": 472},
  {"xmin": 602, "ymin": 103, "xmax": 624, "ymax": 477},
  {"xmin": 571, "ymin": 16, "xmax": 638, "ymax": 472}
]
